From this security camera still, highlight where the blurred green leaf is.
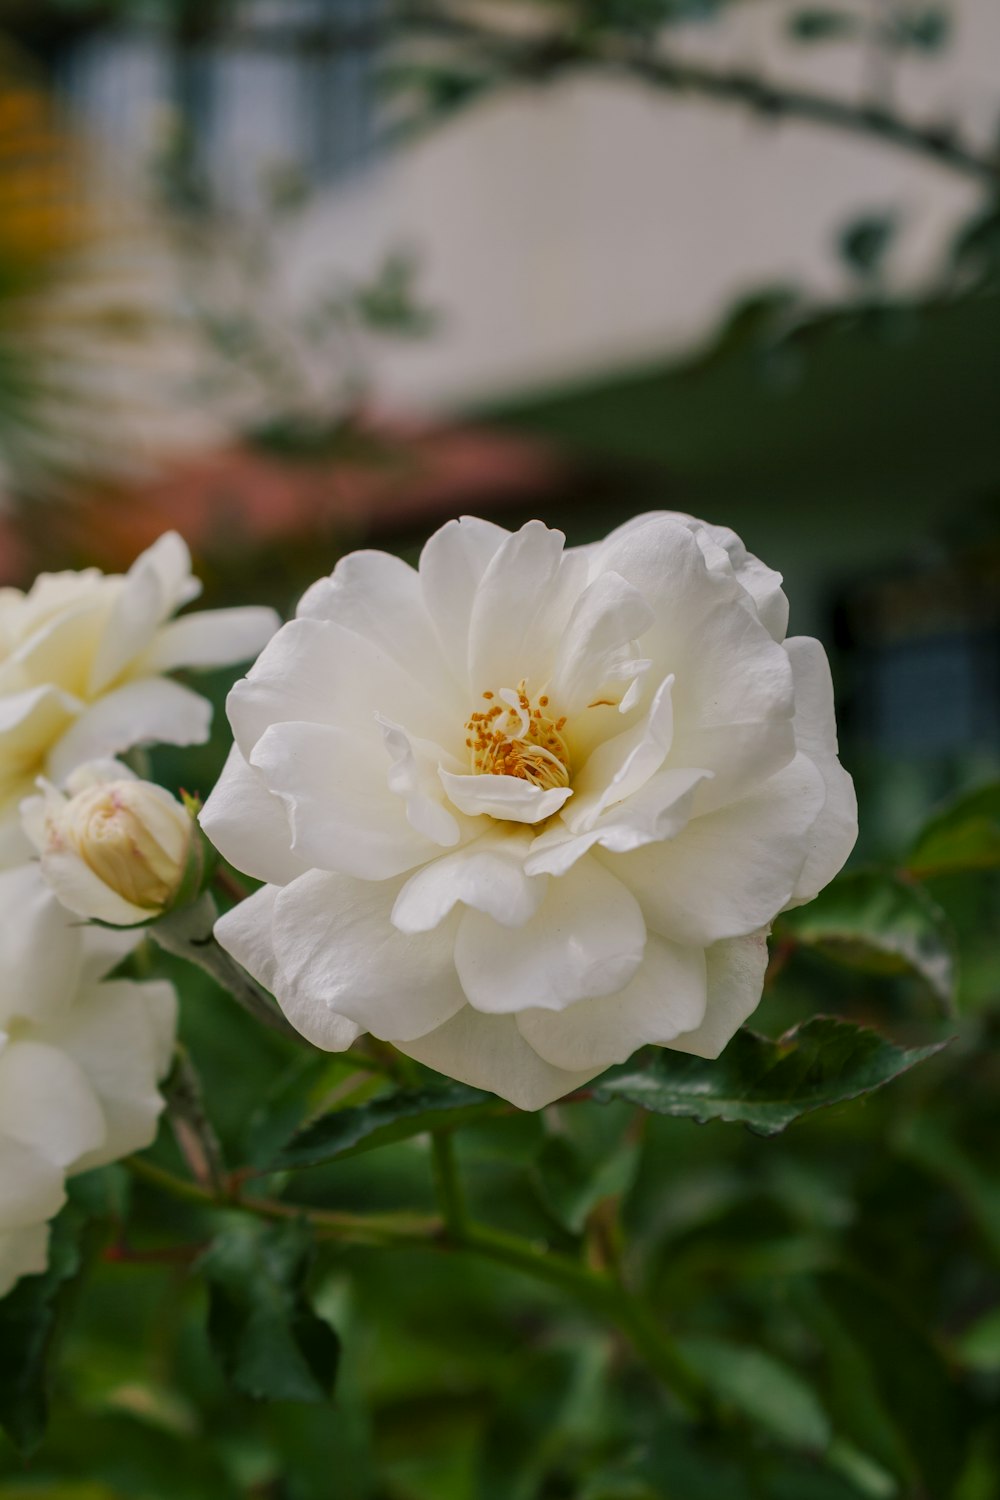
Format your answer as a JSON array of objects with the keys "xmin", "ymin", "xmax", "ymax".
[
  {"xmin": 269, "ymin": 1083, "xmax": 499, "ymax": 1172},
  {"xmin": 907, "ymin": 783, "xmax": 1000, "ymax": 878},
  {"xmin": 788, "ymin": 10, "xmax": 860, "ymax": 43},
  {"xmin": 197, "ymin": 1218, "xmax": 339, "ymax": 1403},
  {"xmin": 678, "ymin": 1337, "xmax": 830, "ymax": 1452},
  {"xmin": 839, "ymin": 215, "xmax": 899, "ymax": 278},
  {"xmin": 894, "ymin": 1115, "xmax": 1000, "ymax": 1260},
  {"xmin": 532, "ymin": 1134, "xmax": 640, "ymax": 1234},
  {"xmin": 955, "ymin": 1306, "xmax": 1000, "ymax": 1373},
  {"xmin": 886, "ymin": 7, "xmax": 950, "ymax": 51},
  {"xmin": 593, "ymin": 1018, "xmax": 946, "ymax": 1135},
  {"xmin": 0, "ymin": 1208, "xmax": 85, "ymax": 1455},
  {"xmin": 779, "ymin": 870, "xmax": 957, "ymax": 1006}
]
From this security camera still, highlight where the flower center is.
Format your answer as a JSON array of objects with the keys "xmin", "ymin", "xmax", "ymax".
[{"xmin": 465, "ymin": 683, "xmax": 570, "ymax": 791}]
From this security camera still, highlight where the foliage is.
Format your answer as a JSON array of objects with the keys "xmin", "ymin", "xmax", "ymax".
[{"xmin": 0, "ymin": 766, "xmax": 996, "ymax": 1499}]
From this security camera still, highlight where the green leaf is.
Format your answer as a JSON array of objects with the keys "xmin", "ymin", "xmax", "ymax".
[
  {"xmin": 955, "ymin": 1306, "xmax": 1000, "ymax": 1373},
  {"xmin": 269, "ymin": 1083, "xmax": 499, "ymax": 1172},
  {"xmin": 788, "ymin": 9, "xmax": 859, "ymax": 43},
  {"xmin": 0, "ymin": 1207, "xmax": 85, "ymax": 1454},
  {"xmin": 532, "ymin": 1135, "xmax": 640, "ymax": 1235},
  {"xmin": 593, "ymin": 1018, "xmax": 947, "ymax": 1136},
  {"xmin": 893, "ymin": 1115, "xmax": 1000, "ymax": 1260},
  {"xmin": 778, "ymin": 870, "xmax": 957, "ymax": 1008},
  {"xmin": 197, "ymin": 1218, "xmax": 339, "ymax": 1403},
  {"xmin": 839, "ymin": 214, "xmax": 898, "ymax": 277},
  {"xmin": 678, "ymin": 1337, "xmax": 831, "ymax": 1452},
  {"xmin": 907, "ymin": 783, "xmax": 1000, "ymax": 878}
]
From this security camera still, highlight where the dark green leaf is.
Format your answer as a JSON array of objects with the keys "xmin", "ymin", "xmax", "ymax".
[
  {"xmin": 678, "ymin": 1337, "xmax": 831, "ymax": 1451},
  {"xmin": 907, "ymin": 782, "xmax": 1000, "ymax": 877},
  {"xmin": 593, "ymin": 1018, "xmax": 947, "ymax": 1135},
  {"xmin": 955, "ymin": 1306, "xmax": 1000, "ymax": 1373},
  {"xmin": 778, "ymin": 870, "xmax": 957, "ymax": 1007},
  {"xmin": 788, "ymin": 9, "xmax": 859, "ymax": 43},
  {"xmin": 532, "ymin": 1134, "xmax": 640, "ymax": 1235},
  {"xmin": 197, "ymin": 1218, "xmax": 339, "ymax": 1403},
  {"xmin": 887, "ymin": 8, "xmax": 949, "ymax": 51},
  {"xmin": 269, "ymin": 1083, "xmax": 499, "ymax": 1172},
  {"xmin": 0, "ymin": 1207, "xmax": 85, "ymax": 1454}
]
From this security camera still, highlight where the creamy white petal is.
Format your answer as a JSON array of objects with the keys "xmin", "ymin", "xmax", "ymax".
[
  {"xmin": 47, "ymin": 678, "xmax": 211, "ymax": 782},
  {"xmin": 565, "ymin": 673, "xmax": 675, "ymax": 832},
  {"xmin": 526, "ymin": 766, "xmax": 710, "ymax": 876},
  {"xmin": 418, "ymin": 515, "xmax": 511, "ymax": 688},
  {"xmin": 58, "ymin": 979, "xmax": 175, "ymax": 1172},
  {"xmin": 270, "ymin": 871, "xmax": 464, "ymax": 1043},
  {"xmin": 137, "ymin": 607, "xmax": 279, "ymax": 675},
  {"xmin": 0, "ymin": 1136, "xmax": 65, "ymax": 1230},
  {"xmin": 467, "ymin": 521, "xmax": 588, "ymax": 695},
  {"xmin": 395, "ymin": 1007, "xmax": 597, "ymax": 1110},
  {"xmin": 213, "ymin": 883, "xmax": 283, "ymax": 996},
  {"xmin": 251, "ymin": 720, "xmax": 438, "ymax": 880},
  {"xmin": 392, "ymin": 832, "xmax": 548, "ymax": 934},
  {"xmin": 516, "ymin": 935, "xmax": 707, "ymax": 1070},
  {"xmin": 454, "ymin": 856, "xmax": 646, "ymax": 1014},
  {"xmin": 4, "ymin": 598, "xmax": 108, "ymax": 700},
  {"xmin": 610, "ymin": 752, "xmax": 825, "ymax": 946},
  {"xmin": 440, "ymin": 769, "xmax": 572, "ymax": 825},
  {"xmin": 0, "ymin": 685, "xmax": 81, "ymax": 809},
  {"xmin": 0, "ymin": 1038, "xmax": 106, "ymax": 1169},
  {"xmin": 39, "ymin": 844, "xmax": 154, "ymax": 926},
  {"xmin": 378, "ymin": 716, "xmax": 465, "ymax": 847},
  {"xmin": 548, "ymin": 571, "xmax": 654, "ymax": 717},
  {"xmin": 79, "ymin": 923, "xmax": 143, "ymax": 988},
  {"xmin": 0, "ymin": 864, "xmax": 82, "ymax": 1029},
  {"xmin": 199, "ymin": 745, "xmax": 309, "ymax": 887},
  {"xmin": 668, "ymin": 928, "xmax": 770, "ymax": 1057},
  {"xmin": 784, "ymin": 636, "xmax": 858, "ymax": 905},
  {"xmin": 88, "ymin": 534, "xmax": 195, "ymax": 694},
  {"xmin": 299, "ymin": 549, "xmax": 462, "ymax": 706},
  {"xmin": 0, "ymin": 1223, "xmax": 51, "ymax": 1297}
]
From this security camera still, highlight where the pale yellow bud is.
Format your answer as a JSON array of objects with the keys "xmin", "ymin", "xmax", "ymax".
[{"xmin": 46, "ymin": 779, "xmax": 192, "ymax": 917}]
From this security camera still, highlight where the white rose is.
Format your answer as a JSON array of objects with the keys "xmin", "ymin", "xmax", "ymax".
[
  {"xmin": 201, "ymin": 513, "xmax": 857, "ymax": 1110},
  {"xmin": 22, "ymin": 761, "xmax": 196, "ymax": 926},
  {"xmin": 0, "ymin": 863, "xmax": 176, "ymax": 1296},
  {"xmin": 0, "ymin": 532, "xmax": 278, "ymax": 855}
]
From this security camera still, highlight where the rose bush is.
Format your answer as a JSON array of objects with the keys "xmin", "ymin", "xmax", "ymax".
[
  {"xmin": 0, "ymin": 861, "xmax": 176, "ymax": 1296},
  {"xmin": 203, "ymin": 512, "xmax": 857, "ymax": 1108},
  {"xmin": 0, "ymin": 532, "xmax": 277, "ymax": 856}
]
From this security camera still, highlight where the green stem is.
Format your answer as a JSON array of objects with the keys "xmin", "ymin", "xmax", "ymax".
[{"xmin": 430, "ymin": 1130, "xmax": 466, "ymax": 1239}]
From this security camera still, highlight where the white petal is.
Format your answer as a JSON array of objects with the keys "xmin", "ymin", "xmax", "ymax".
[
  {"xmin": 213, "ymin": 883, "xmax": 283, "ymax": 996},
  {"xmin": 547, "ymin": 571, "xmax": 654, "ymax": 717},
  {"xmin": 0, "ymin": 1223, "xmax": 52, "ymax": 1296},
  {"xmin": 47, "ymin": 678, "xmax": 211, "ymax": 782},
  {"xmin": 4, "ymin": 598, "xmax": 108, "ymax": 700},
  {"xmin": 270, "ymin": 870, "xmax": 465, "ymax": 1043},
  {"xmin": 784, "ymin": 637, "xmax": 858, "ymax": 905},
  {"xmin": 0, "ymin": 1039, "xmax": 106, "ymax": 1169},
  {"xmin": 395, "ymin": 1006, "xmax": 597, "ymax": 1110},
  {"xmin": 200, "ymin": 744, "xmax": 310, "ymax": 886},
  {"xmin": 79, "ymin": 923, "xmax": 143, "ymax": 986},
  {"xmin": 88, "ymin": 533, "xmax": 198, "ymax": 695},
  {"xmin": 418, "ymin": 515, "xmax": 511, "ymax": 688},
  {"xmin": 299, "ymin": 549, "xmax": 461, "ymax": 703},
  {"xmin": 378, "ymin": 716, "xmax": 464, "ymax": 847},
  {"xmin": 467, "ymin": 521, "xmax": 588, "ymax": 694},
  {"xmin": 526, "ymin": 766, "xmax": 710, "ymax": 876},
  {"xmin": 251, "ymin": 720, "xmax": 438, "ymax": 880},
  {"xmin": 668, "ymin": 929, "xmax": 770, "ymax": 1058},
  {"xmin": 40, "ymin": 846, "xmax": 154, "ymax": 926},
  {"xmin": 517, "ymin": 935, "xmax": 707, "ymax": 1070},
  {"xmin": 0, "ymin": 685, "xmax": 81, "ymax": 811},
  {"xmin": 0, "ymin": 1136, "xmax": 66, "ymax": 1230},
  {"xmin": 58, "ymin": 978, "xmax": 176, "ymax": 1171},
  {"xmin": 454, "ymin": 856, "xmax": 646, "ymax": 1014},
  {"xmin": 439, "ymin": 769, "xmax": 572, "ymax": 825},
  {"xmin": 137, "ymin": 607, "xmax": 279, "ymax": 675},
  {"xmin": 565, "ymin": 672, "xmax": 675, "ymax": 831},
  {"xmin": 0, "ymin": 864, "xmax": 82, "ymax": 1029},
  {"xmin": 610, "ymin": 753, "xmax": 825, "ymax": 946},
  {"xmin": 229, "ymin": 617, "xmax": 458, "ymax": 761},
  {"xmin": 392, "ymin": 831, "xmax": 547, "ymax": 933}
]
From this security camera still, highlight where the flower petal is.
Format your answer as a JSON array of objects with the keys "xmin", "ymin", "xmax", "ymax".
[
  {"xmin": 0, "ymin": 865, "xmax": 82, "ymax": 1029},
  {"xmin": 378, "ymin": 715, "xmax": 465, "ymax": 847},
  {"xmin": 784, "ymin": 636, "xmax": 858, "ymax": 905},
  {"xmin": 547, "ymin": 571, "xmax": 654, "ymax": 717},
  {"xmin": 525, "ymin": 766, "xmax": 710, "ymax": 876},
  {"xmin": 0, "ymin": 1223, "xmax": 52, "ymax": 1297},
  {"xmin": 610, "ymin": 752, "xmax": 825, "ymax": 946},
  {"xmin": 270, "ymin": 871, "xmax": 465, "ymax": 1043},
  {"xmin": 47, "ymin": 678, "xmax": 211, "ymax": 782},
  {"xmin": 213, "ymin": 883, "xmax": 283, "ymax": 997},
  {"xmin": 0, "ymin": 1136, "xmax": 65, "ymax": 1230},
  {"xmin": 516, "ymin": 935, "xmax": 707, "ymax": 1070},
  {"xmin": 418, "ymin": 515, "xmax": 510, "ymax": 688},
  {"xmin": 137, "ymin": 607, "xmax": 279, "ymax": 675},
  {"xmin": 395, "ymin": 1007, "xmax": 598, "ymax": 1110},
  {"xmin": 39, "ymin": 845, "xmax": 154, "ymax": 926},
  {"xmin": 668, "ymin": 928, "xmax": 770, "ymax": 1057},
  {"xmin": 454, "ymin": 856, "xmax": 646, "ymax": 1014},
  {"xmin": 88, "ymin": 532, "xmax": 198, "ymax": 695},
  {"xmin": 251, "ymin": 720, "xmax": 439, "ymax": 880},
  {"xmin": 565, "ymin": 672, "xmax": 675, "ymax": 831},
  {"xmin": 0, "ymin": 1038, "xmax": 106, "ymax": 1169},
  {"xmin": 199, "ymin": 745, "xmax": 310, "ymax": 887},
  {"xmin": 0, "ymin": 684, "xmax": 80, "ymax": 811},
  {"xmin": 439, "ymin": 769, "xmax": 572, "ymax": 825},
  {"xmin": 392, "ymin": 831, "xmax": 548, "ymax": 934}
]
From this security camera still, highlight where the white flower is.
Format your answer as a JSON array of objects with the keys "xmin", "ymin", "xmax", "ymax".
[
  {"xmin": 22, "ymin": 761, "xmax": 196, "ymax": 926},
  {"xmin": 0, "ymin": 532, "xmax": 278, "ymax": 856},
  {"xmin": 0, "ymin": 862, "xmax": 176, "ymax": 1297},
  {"xmin": 202, "ymin": 513, "xmax": 857, "ymax": 1110}
]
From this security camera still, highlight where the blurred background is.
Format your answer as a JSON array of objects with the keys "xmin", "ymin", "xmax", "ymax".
[{"xmin": 0, "ymin": 7, "xmax": 999, "ymax": 1496}]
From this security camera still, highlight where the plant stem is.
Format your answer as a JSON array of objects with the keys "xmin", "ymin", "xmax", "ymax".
[{"xmin": 430, "ymin": 1130, "xmax": 466, "ymax": 1239}]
